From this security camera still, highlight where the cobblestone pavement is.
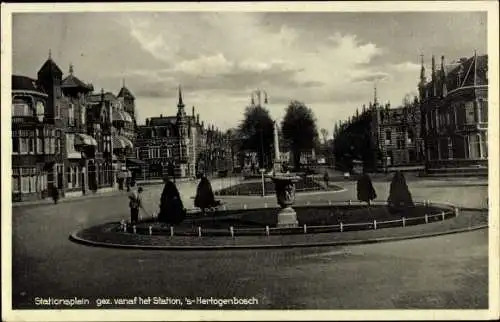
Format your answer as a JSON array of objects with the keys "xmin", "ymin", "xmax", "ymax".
[{"xmin": 11, "ymin": 177, "xmax": 490, "ymax": 309}]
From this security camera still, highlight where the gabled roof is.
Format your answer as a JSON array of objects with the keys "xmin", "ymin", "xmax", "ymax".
[
  {"xmin": 38, "ymin": 58, "xmax": 63, "ymax": 76},
  {"xmin": 12, "ymin": 75, "xmax": 46, "ymax": 94},
  {"xmin": 62, "ymin": 74, "xmax": 93, "ymax": 92},
  {"xmin": 117, "ymin": 86, "xmax": 135, "ymax": 99}
]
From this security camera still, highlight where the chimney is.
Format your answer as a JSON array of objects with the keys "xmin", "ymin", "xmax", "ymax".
[
  {"xmin": 146, "ymin": 118, "xmax": 149, "ymax": 126},
  {"xmin": 197, "ymin": 113, "xmax": 200, "ymax": 124},
  {"xmin": 192, "ymin": 106, "xmax": 195, "ymax": 117},
  {"xmin": 160, "ymin": 114, "xmax": 163, "ymax": 118}
]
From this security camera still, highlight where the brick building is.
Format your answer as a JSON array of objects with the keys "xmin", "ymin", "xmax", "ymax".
[
  {"xmin": 418, "ymin": 53, "xmax": 488, "ymax": 173},
  {"xmin": 370, "ymin": 96, "xmax": 425, "ymax": 169},
  {"xmin": 135, "ymin": 87, "xmax": 231, "ymax": 179}
]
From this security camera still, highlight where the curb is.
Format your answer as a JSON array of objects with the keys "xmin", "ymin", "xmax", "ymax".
[{"xmin": 69, "ymin": 223, "xmax": 488, "ymax": 251}]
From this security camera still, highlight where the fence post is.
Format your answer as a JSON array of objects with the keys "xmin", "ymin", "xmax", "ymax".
[
  {"xmin": 198, "ymin": 226, "xmax": 202, "ymax": 237},
  {"xmin": 230, "ymin": 226, "xmax": 234, "ymax": 238},
  {"xmin": 170, "ymin": 226, "xmax": 174, "ymax": 237},
  {"xmin": 348, "ymin": 200, "xmax": 352, "ymax": 205},
  {"xmin": 303, "ymin": 224, "xmax": 307, "ymax": 234},
  {"xmin": 373, "ymin": 220, "xmax": 377, "ymax": 230},
  {"xmin": 223, "ymin": 205, "xmax": 227, "ymax": 211},
  {"xmin": 454, "ymin": 207, "xmax": 459, "ymax": 217},
  {"xmin": 340, "ymin": 222, "xmax": 343, "ymax": 232},
  {"xmin": 132, "ymin": 225, "xmax": 137, "ymax": 234},
  {"xmin": 441, "ymin": 211, "xmax": 445, "ymax": 221},
  {"xmin": 148, "ymin": 226, "xmax": 152, "ymax": 235},
  {"xmin": 265, "ymin": 226, "xmax": 270, "ymax": 237},
  {"xmin": 243, "ymin": 204, "xmax": 247, "ymax": 210},
  {"xmin": 264, "ymin": 202, "xmax": 268, "ymax": 208},
  {"xmin": 425, "ymin": 214, "xmax": 428, "ymax": 224},
  {"xmin": 328, "ymin": 200, "xmax": 332, "ymax": 206},
  {"xmin": 402, "ymin": 217, "xmax": 406, "ymax": 227},
  {"xmin": 123, "ymin": 222, "xmax": 127, "ymax": 232}
]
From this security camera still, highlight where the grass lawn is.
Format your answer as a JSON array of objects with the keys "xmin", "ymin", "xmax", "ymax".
[{"xmin": 216, "ymin": 178, "xmax": 342, "ymax": 196}]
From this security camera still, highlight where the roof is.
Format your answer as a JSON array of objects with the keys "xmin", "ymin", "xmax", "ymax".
[
  {"xmin": 62, "ymin": 74, "xmax": 93, "ymax": 92},
  {"xmin": 117, "ymin": 86, "xmax": 135, "ymax": 99},
  {"xmin": 12, "ymin": 75, "xmax": 46, "ymax": 94},
  {"xmin": 88, "ymin": 92, "xmax": 118, "ymax": 103},
  {"xmin": 425, "ymin": 54, "xmax": 488, "ymax": 95},
  {"xmin": 149, "ymin": 116, "xmax": 177, "ymax": 127},
  {"xmin": 38, "ymin": 58, "xmax": 63, "ymax": 76}
]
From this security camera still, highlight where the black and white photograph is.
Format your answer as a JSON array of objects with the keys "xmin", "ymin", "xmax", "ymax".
[{"xmin": 2, "ymin": 2, "xmax": 499, "ymax": 321}]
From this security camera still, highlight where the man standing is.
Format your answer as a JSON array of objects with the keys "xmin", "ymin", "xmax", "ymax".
[{"xmin": 129, "ymin": 186, "xmax": 144, "ymax": 224}]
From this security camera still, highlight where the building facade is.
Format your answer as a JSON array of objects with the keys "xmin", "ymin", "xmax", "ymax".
[
  {"xmin": 11, "ymin": 74, "xmax": 62, "ymax": 202},
  {"xmin": 11, "ymin": 54, "xmax": 139, "ymax": 202},
  {"xmin": 419, "ymin": 53, "xmax": 488, "ymax": 171},
  {"xmin": 371, "ymin": 98, "xmax": 425, "ymax": 169},
  {"xmin": 135, "ymin": 87, "xmax": 232, "ymax": 179}
]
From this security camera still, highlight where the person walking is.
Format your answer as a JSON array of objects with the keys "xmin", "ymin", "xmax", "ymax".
[
  {"xmin": 51, "ymin": 185, "xmax": 59, "ymax": 204},
  {"xmin": 128, "ymin": 186, "xmax": 144, "ymax": 224}
]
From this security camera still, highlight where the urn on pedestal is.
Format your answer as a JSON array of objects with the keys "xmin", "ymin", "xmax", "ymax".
[{"xmin": 272, "ymin": 175, "xmax": 301, "ymax": 228}]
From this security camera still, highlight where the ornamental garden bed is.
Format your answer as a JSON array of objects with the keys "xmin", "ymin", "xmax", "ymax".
[{"xmin": 215, "ymin": 179, "xmax": 342, "ymax": 196}]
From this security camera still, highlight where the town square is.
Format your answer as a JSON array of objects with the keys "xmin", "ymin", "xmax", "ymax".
[{"xmin": 3, "ymin": 3, "xmax": 498, "ymax": 321}]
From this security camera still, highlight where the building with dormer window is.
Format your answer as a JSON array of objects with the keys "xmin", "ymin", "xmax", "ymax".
[{"xmin": 419, "ymin": 53, "xmax": 488, "ymax": 175}]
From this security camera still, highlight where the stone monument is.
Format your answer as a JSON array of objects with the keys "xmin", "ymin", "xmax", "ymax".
[{"xmin": 271, "ymin": 120, "xmax": 300, "ymax": 228}]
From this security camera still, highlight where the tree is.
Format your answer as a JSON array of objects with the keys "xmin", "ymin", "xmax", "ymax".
[
  {"xmin": 281, "ymin": 100, "xmax": 318, "ymax": 170},
  {"xmin": 356, "ymin": 173, "xmax": 377, "ymax": 205},
  {"xmin": 387, "ymin": 171, "xmax": 414, "ymax": 213},
  {"xmin": 320, "ymin": 128, "xmax": 329, "ymax": 144},
  {"xmin": 238, "ymin": 105, "xmax": 274, "ymax": 169}
]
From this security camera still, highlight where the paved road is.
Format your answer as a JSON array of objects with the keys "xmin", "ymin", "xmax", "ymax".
[{"xmin": 11, "ymin": 178, "xmax": 489, "ymax": 309}]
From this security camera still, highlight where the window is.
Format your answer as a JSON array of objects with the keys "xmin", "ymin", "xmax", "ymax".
[
  {"xmin": 81, "ymin": 106, "xmax": 86, "ymax": 125},
  {"xmin": 55, "ymin": 131, "xmax": 61, "ymax": 155},
  {"xmin": 482, "ymin": 132, "xmax": 488, "ymax": 158},
  {"xmin": 479, "ymin": 99, "xmax": 488, "ymax": 123},
  {"xmin": 68, "ymin": 104, "xmax": 75, "ymax": 126},
  {"xmin": 12, "ymin": 136, "xmax": 19, "ymax": 154},
  {"xmin": 385, "ymin": 130, "xmax": 391, "ymax": 145},
  {"xmin": 36, "ymin": 129, "xmax": 43, "ymax": 154},
  {"xmin": 55, "ymin": 103, "xmax": 61, "ymax": 119},
  {"xmin": 28, "ymin": 135, "xmax": 35, "ymax": 154},
  {"xmin": 12, "ymin": 103, "xmax": 30, "ymax": 117},
  {"xmin": 465, "ymin": 101, "xmax": 475, "ymax": 124},
  {"xmin": 12, "ymin": 174, "xmax": 20, "ymax": 193},
  {"xmin": 468, "ymin": 134, "xmax": 481, "ymax": 159},
  {"xmin": 67, "ymin": 166, "xmax": 72, "ymax": 187}
]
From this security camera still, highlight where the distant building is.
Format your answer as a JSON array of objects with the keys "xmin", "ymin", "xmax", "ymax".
[
  {"xmin": 135, "ymin": 87, "xmax": 231, "ymax": 179},
  {"xmin": 418, "ymin": 53, "xmax": 488, "ymax": 172},
  {"xmin": 371, "ymin": 98, "xmax": 425, "ymax": 169}
]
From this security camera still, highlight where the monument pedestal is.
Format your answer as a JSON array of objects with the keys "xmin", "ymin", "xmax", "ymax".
[
  {"xmin": 276, "ymin": 207, "xmax": 299, "ymax": 228},
  {"xmin": 272, "ymin": 174, "xmax": 301, "ymax": 228}
]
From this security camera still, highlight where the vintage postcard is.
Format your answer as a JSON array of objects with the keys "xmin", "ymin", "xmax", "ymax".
[{"xmin": 1, "ymin": 1, "xmax": 499, "ymax": 321}]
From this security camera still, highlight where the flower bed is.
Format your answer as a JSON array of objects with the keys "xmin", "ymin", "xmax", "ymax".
[{"xmin": 215, "ymin": 179, "xmax": 342, "ymax": 196}]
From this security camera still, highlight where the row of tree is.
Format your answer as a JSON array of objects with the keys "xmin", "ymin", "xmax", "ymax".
[{"xmin": 234, "ymin": 100, "xmax": 319, "ymax": 171}]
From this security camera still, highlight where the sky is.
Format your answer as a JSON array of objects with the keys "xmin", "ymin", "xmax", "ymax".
[{"xmin": 12, "ymin": 11, "xmax": 487, "ymax": 137}]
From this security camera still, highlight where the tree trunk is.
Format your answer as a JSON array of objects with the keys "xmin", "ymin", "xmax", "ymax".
[{"xmin": 293, "ymin": 149, "xmax": 301, "ymax": 171}]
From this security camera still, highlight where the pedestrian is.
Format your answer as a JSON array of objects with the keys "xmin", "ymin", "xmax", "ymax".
[
  {"xmin": 129, "ymin": 186, "xmax": 144, "ymax": 224},
  {"xmin": 323, "ymin": 170, "xmax": 330, "ymax": 189},
  {"xmin": 51, "ymin": 185, "xmax": 59, "ymax": 204}
]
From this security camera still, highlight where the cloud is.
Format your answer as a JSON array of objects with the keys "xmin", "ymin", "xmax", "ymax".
[{"xmin": 12, "ymin": 11, "xmax": 487, "ymax": 133}]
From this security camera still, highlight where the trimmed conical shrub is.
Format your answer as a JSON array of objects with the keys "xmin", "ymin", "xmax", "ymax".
[
  {"xmin": 387, "ymin": 171, "xmax": 414, "ymax": 213},
  {"xmin": 357, "ymin": 173, "xmax": 377, "ymax": 205},
  {"xmin": 194, "ymin": 176, "xmax": 219, "ymax": 212}
]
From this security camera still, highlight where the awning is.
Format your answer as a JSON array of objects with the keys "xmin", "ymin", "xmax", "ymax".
[
  {"xmin": 112, "ymin": 135, "xmax": 133, "ymax": 150},
  {"xmin": 74, "ymin": 133, "xmax": 97, "ymax": 147}
]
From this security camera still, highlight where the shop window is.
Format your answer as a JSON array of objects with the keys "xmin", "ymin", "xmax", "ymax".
[{"xmin": 68, "ymin": 104, "xmax": 75, "ymax": 126}]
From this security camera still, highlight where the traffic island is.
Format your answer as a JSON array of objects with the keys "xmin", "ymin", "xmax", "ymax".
[{"xmin": 69, "ymin": 201, "xmax": 488, "ymax": 250}]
